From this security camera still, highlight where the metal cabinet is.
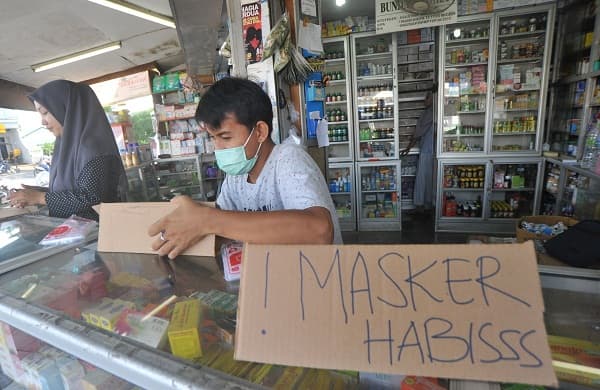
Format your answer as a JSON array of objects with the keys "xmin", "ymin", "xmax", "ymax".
[
  {"xmin": 153, "ymin": 154, "xmax": 222, "ymax": 202},
  {"xmin": 540, "ymin": 158, "xmax": 600, "ymax": 219},
  {"xmin": 438, "ymin": 5, "xmax": 554, "ymax": 158},
  {"xmin": 352, "ymin": 32, "xmax": 398, "ymax": 161},
  {"xmin": 436, "ymin": 157, "xmax": 543, "ymax": 233},
  {"xmin": 356, "ymin": 160, "xmax": 401, "ymax": 231},
  {"xmin": 327, "ymin": 163, "xmax": 356, "ymax": 231}
]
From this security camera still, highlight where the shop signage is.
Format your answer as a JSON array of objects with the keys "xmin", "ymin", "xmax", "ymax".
[
  {"xmin": 90, "ymin": 71, "xmax": 151, "ymax": 106},
  {"xmin": 375, "ymin": 0, "xmax": 457, "ymax": 34},
  {"xmin": 235, "ymin": 242, "xmax": 558, "ymax": 386}
]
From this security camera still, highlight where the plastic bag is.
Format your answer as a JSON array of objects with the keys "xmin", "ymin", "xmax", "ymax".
[{"xmin": 39, "ymin": 215, "xmax": 97, "ymax": 246}]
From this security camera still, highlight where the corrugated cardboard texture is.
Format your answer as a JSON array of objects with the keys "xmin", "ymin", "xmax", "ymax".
[
  {"xmin": 235, "ymin": 242, "xmax": 558, "ymax": 387},
  {"xmin": 95, "ymin": 202, "xmax": 216, "ymax": 256}
]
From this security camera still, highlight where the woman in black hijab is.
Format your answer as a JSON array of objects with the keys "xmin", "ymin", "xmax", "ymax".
[{"xmin": 9, "ymin": 80, "xmax": 125, "ymax": 220}]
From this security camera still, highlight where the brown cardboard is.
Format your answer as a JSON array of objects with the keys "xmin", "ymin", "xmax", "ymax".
[
  {"xmin": 235, "ymin": 242, "xmax": 558, "ymax": 387},
  {"xmin": 95, "ymin": 202, "xmax": 216, "ymax": 256}
]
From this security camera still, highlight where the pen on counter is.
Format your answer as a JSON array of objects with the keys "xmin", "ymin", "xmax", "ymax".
[{"xmin": 141, "ymin": 294, "xmax": 177, "ymax": 322}]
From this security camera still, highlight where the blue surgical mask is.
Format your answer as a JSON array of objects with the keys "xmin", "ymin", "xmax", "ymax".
[{"xmin": 214, "ymin": 127, "xmax": 263, "ymax": 176}]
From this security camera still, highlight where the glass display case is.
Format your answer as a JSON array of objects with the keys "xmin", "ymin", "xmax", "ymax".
[
  {"xmin": 437, "ymin": 158, "xmax": 543, "ymax": 232},
  {"xmin": 440, "ymin": 162, "xmax": 486, "ymax": 220},
  {"xmin": 488, "ymin": 161, "xmax": 540, "ymax": 219},
  {"xmin": 492, "ymin": 9, "xmax": 551, "ymax": 154},
  {"xmin": 124, "ymin": 162, "xmax": 159, "ymax": 202},
  {"xmin": 0, "ymin": 215, "xmax": 97, "ymax": 275},
  {"xmin": 0, "ymin": 233, "xmax": 598, "ymax": 389},
  {"xmin": 0, "ymin": 244, "xmax": 359, "ymax": 389},
  {"xmin": 352, "ymin": 33, "xmax": 397, "ymax": 161},
  {"xmin": 199, "ymin": 155, "xmax": 224, "ymax": 202},
  {"xmin": 545, "ymin": 0, "xmax": 599, "ymax": 162},
  {"xmin": 442, "ymin": 16, "xmax": 491, "ymax": 154},
  {"xmin": 356, "ymin": 161, "xmax": 401, "ymax": 230},
  {"xmin": 153, "ymin": 155, "xmax": 221, "ymax": 202},
  {"xmin": 399, "ymin": 154, "xmax": 418, "ymax": 211},
  {"xmin": 323, "ymin": 36, "xmax": 354, "ymax": 162},
  {"xmin": 327, "ymin": 163, "xmax": 356, "ymax": 231},
  {"xmin": 540, "ymin": 158, "xmax": 600, "ymax": 219}
]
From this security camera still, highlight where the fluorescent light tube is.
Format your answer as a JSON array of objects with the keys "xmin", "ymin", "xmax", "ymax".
[
  {"xmin": 336, "ymin": 0, "xmax": 346, "ymax": 6},
  {"xmin": 31, "ymin": 42, "xmax": 122, "ymax": 73},
  {"xmin": 87, "ymin": 0, "xmax": 176, "ymax": 28}
]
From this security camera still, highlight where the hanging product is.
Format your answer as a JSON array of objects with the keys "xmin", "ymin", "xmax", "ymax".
[{"xmin": 263, "ymin": 13, "xmax": 289, "ymax": 59}]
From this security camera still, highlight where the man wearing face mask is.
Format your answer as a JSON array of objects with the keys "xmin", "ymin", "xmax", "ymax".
[{"xmin": 149, "ymin": 77, "xmax": 342, "ymax": 259}]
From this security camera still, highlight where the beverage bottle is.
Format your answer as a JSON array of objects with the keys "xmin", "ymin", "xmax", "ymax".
[{"xmin": 581, "ymin": 120, "xmax": 599, "ymax": 169}]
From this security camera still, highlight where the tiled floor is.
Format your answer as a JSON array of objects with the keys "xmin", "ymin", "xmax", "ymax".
[{"xmin": 342, "ymin": 211, "xmax": 498, "ymax": 244}]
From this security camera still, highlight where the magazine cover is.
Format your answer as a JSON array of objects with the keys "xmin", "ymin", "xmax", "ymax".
[{"xmin": 242, "ymin": 1, "xmax": 262, "ymax": 63}]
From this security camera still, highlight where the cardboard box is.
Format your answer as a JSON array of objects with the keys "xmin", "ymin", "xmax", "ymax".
[
  {"xmin": 95, "ymin": 202, "xmax": 218, "ymax": 257},
  {"xmin": 515, "ymin": 216, "xmax": 578, "ymax": 242}
]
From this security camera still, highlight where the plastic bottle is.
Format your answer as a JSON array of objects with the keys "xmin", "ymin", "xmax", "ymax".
[{"xmin": 581, "ymin": 121, "xmax": 599, "ymax": 169}]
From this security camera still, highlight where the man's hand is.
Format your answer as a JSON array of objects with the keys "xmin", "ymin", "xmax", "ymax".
[
  {"xmin": 148, "ymin": 196, "xmax": 215, "ymax": 259},
  {"xmin": 9, "ymin": 186, "xmax": 46, "ymax": 208}
]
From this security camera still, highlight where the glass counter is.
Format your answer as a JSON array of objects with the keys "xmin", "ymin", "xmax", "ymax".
[
  {"xmin": 0, "ymin": 214, "xmax": 97, "ymax": 275},
  {"xmin": 0, "ymin": 244, "xmax": 359, "ymax": 389}
]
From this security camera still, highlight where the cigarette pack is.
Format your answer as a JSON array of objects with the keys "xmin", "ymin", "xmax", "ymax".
[
  {"xmin": 124, "ymin": 313, "xmax": 169, "ymax": 349},
  {"xmin": 167, "ymin": 300, "xmax": 202, "ymax": 359}
]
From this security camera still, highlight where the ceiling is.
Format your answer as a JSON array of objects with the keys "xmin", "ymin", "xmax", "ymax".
[{"xmin": 0, "ymin": 0, "xmax": 185, "ymax": 90}]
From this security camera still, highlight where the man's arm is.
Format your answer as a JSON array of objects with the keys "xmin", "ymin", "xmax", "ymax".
[{"xmin": 148, "ymin": 196, "xmax": 333, "ymax": 259}]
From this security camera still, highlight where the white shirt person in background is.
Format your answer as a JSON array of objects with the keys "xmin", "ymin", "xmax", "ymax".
[{"xmin": 149, "ymin": 77, "xmax": 342, "ymax": 259}]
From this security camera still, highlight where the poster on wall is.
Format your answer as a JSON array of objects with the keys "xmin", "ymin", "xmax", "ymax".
[
  {"xmin": 376, "ymin": 0, "xmax": 458, "ymax": 34},
  {"xmin": 242, "ymin": 1, "xmax": 263, "ymax": 64}
]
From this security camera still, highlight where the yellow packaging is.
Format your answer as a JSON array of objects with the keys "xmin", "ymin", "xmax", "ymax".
[
  {"xmin": 167, "ymin": 300, "xmax": 202, "ymax": 359},
  {"xmin": 548, "ymin": 335, "xmax": 600, "ymax": 387}
]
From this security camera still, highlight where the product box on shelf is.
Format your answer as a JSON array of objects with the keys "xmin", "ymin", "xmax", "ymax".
[
  {"xmin": 94, "ymin": 202, "xmax": 221, "ymax": 257},
  {"xmin": 168, "ymin": 299, "xmax": 203, "ymax": 359}
]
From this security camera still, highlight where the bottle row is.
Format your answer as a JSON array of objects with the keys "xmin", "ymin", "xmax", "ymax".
[
  {"xmin": 329, "ymin": 173, "xmax": 351, "ymax": 193},
  {"xmin": 499, "ymin": 41, "xmax": 543, "ymax": 61},
  {"xmin": 358, "ymin": 84, "xmax": 393, "ymax": 96},
  {"xmin": 326, "ymin": 109, "xmax": 347, "ymax": 122},
  {"xmin": 493, "ymin": 117, "xmax": 537, "ymax": 133},
  {"xmin": 500, "ymin": 92, "xmax": 539, "ymax": 110},
  {"xmin": 499, "ymin": 16, "xmax": 546, "ymax": 35},
  {"xmin": 445, "ymin": 125, "xmax": 485, "ymax": 135},
  {"xmin": 446, "ymin": 27, "xmax": 489, "ymax": 41},
  {"xmin": 329, "ymin": 127, "xmax": 349, "ymax": 142},
  {"xmin": 358, "ymin": 63, "xmax": 393, "ymax": 76},
  {"xmin": 326, "ymin": 93, "xmax": 346, "ymax": 102},
  {"xmin": 324, "ymin": 71, "xmax": 345, "ymax": 80},
  {"xmin": 443, "ymin": 194, "xmax": 483, "ymax": 217},
  {"xmin": 361, "ymin": 167, "xmax": 397, "ymax": 191},
  {"xmin": 359, "ymin": 127, "xmax": 394, "ymax": 141},
  {"xmin": 358, "ymin": 106, "xmax": 394, "ymax": 120}
]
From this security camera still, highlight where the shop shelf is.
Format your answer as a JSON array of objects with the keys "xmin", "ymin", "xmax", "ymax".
[
  {"xmin": 493, "ymin": 132, "xmax": 537, "ymax": 136},
  {"xmin": 327, "ymin": 79, "xmax": 347, "ymax": 85},
  {"xmin": 359, "ymin": 138, "xmax": 395, "ymax": 142},
  {"xmin": 445, "ymin": 62, "xmax": 488, "ymax": 69},
  {"xmin": 497, "ymin": 57, "xmax": 543, "ymax": 64},
  {"xmin": 491, "ymin": 187, "xmax": 536, "ymax": 192},
  {"xmin": 442, "ymin": 187, "xmax": 485, "ymax": 192},
  {"xmin": 356, "ymin": 52, "xmax": 392, "ymax": 60},
  {"xmin": 328, "ymin": 121, "xmax": 349, "ymax": 125},
  {"xmin": 329, "ymin": 141, "xmax": 350, "ymax": 145},
  {"xmin": 361, "ymin": 189, "xmax": 397, "ymax": 193},
  {"xmin": 325, "ymin": 100, "xmax": 348, "ymax": 105},
  {"xmin": 358, "ymin": 118, "xmax": 394, "ymax": 123},
  {"xmin": 324, "ymin": 58, "xmax": 345, "ymax": 64},
  {"xmin": 457, "ymin": 110, "xmax": 486, "ymax": 114},
  {"xmin": 443, "ymin": 134, "xmax": 485, "ymax": 137},
  {"xmin": 498, "ymin": 30, "xmax": 546, "ymax": 39},
  {"xmin": 357, "ymin": 75, "xmax": 393, "ymax": 81},
  {"xmin": 397, "ymin": 59, "xmax": 434, "ymax": 66},
  {"xmin": 496, "ymin": 108, "xmax": 539, "ymax": 112},
  {"xmin": 330, "ymin": 191, "xmax": 352, "ymax": 195},
  {"xmin": 445, "ymin": 37, "xmax": 489, "ymax": 45}
]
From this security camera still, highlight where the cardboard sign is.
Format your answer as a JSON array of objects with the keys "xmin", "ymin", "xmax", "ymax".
[
  {"xmin": 235, "ymin": 243, "xmax": 558, "ymax": 386},
  {"xmin": 95, "ymin": 202, "xmax": 216, "ymax": 257}
]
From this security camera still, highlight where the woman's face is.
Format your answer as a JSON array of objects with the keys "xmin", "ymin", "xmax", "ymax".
[{"xmin": 34, "ymin": 101, "xmax": 63, "ymax": 137}]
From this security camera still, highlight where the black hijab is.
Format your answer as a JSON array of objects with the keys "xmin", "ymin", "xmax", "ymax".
[{"xmin": 29, "ymin": 80, "xmax": 124, "ymax": 193}]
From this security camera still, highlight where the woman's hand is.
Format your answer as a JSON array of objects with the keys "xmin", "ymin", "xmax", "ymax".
[
  {"xmin": 9, "ymin": 187, "xmax": 46, "ymax": 208},
  {"xmin": 148, "ymin": 196, "xmax": 216, "ymax": 259}
]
